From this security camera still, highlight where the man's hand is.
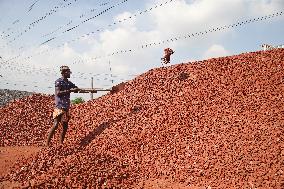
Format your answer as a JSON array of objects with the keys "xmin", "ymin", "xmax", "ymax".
[{"xmin": 70, "ymin": 88, "xmax": 80, "ymax": 93}]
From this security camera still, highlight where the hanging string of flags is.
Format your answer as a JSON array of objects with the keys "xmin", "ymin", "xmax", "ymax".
[
  {"xmin": 80, "ymin": 11, "xmax": 284, "ymax": 62},
  {"xmin": 1, "ymin": 0, "xmax": 79, "ymax": 46},
  {"xmin": 40, "ymin": 1, "xmax": 113, "ymax": 38},
  {"xmin": 2, "ymin": 10, "xmax": 283, "ymax": 65},
  {"xmin": 62, "ymin": 0, "xmax": 129, "ymax": 34},
  {"xmin": 2, "ymin": 75, "xmax": 131, "ymax": 90},
  {"xmin": 0, "ymin": 0, "xmax": 41, "ymax": 39},
  {"xmin": 36, "ymin": 0, "xmax": 128, "ymax": 45},
  {"xmin": 2, "ymin": 0, "xmax": 172, "ymax": 63},
  {"xmin": 41, "ymin": 21, "xmax": 73, "ymax": 38},
  {"xmin": 1, "ymin": 58, "xmax": 138, "ymax": 81},
  {"xmin": 40, "ymin": 0, "xmax": 173, "ymax": 47},
  {"xmin": 5, "ymin": 0, "xmax": 131, "ymax": 54},
  {"xmin": 78, "ymin": 1, "xmax": 113, "ymax": 19}
]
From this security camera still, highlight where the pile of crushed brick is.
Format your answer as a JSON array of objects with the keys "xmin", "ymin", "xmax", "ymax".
[
  {"xmin": 0, "ymin": 89, "xmax": 34, "ymax": 107},
  {"xmin": 0, "ymin": 94, "xmax": 54, "ymax": 146},
  {"xmin": 1, "ymin": 49, "xmax": 284, "ymax": 188}
]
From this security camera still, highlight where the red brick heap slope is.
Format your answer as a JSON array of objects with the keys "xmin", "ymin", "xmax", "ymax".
[
  {"xmin": 0, "ymin": 94, "xmax": 53, "ymax": 146},
  {"xmin": 2, "ymin": 49, "xmax": 284, "ymax": 188}
]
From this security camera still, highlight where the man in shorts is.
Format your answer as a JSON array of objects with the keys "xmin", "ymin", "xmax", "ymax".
[{"xmin": 46, "ymin": 65, "xmax": 79, "ymax": 146}]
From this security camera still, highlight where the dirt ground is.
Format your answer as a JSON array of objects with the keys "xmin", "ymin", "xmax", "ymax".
[
  {"xmin": 0, "ymin": 146, "xmax": 202, "ymax": 189},
  {"xmin": 0, "ymin": 146, "xmax": 41, "ymax": 189},
  {"xmin": 141, "ymin": 179, "xmax": 204, "ymax": 189}
]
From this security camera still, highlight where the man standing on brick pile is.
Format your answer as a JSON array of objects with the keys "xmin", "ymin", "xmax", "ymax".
[
  {"xmin": 46, "ymin": 65, "xmax": 79, "ymax": 146},
  {"xmin": 161, "ymin": 48, "xmax": 174, "ymax": 65}
]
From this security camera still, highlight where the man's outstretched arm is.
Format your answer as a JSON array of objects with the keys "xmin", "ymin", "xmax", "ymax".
[{"xmin": 55, "ymin": 86, "xmax": 71, "ymax": 96}]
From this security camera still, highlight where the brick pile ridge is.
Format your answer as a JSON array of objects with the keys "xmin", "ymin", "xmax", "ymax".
[
  {"xmin": 1, "ymin": 49, "xmax": 284, "ymax": 188},
  {"xmin": 0, "ymin": 94, "xmax": 54, "ymax": 146}
]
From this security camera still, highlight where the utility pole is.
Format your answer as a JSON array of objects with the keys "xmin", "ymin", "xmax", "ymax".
[
  {"xmin": 90, "ymin": 77, "xmax": 93, "ymax": 100},
  {"xmin": 109, "ymin": 61, "xmax": 114, "ymax": 84}
]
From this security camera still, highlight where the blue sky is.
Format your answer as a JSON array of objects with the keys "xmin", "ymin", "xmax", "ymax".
[{"xmin": 0, "ymin": 0, "xmax": 283, "ymax": 99}]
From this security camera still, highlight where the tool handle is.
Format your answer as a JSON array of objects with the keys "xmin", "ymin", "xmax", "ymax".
[{"xmin": 77, "ymin": 88, "xmax": 112, "ymax": 93}]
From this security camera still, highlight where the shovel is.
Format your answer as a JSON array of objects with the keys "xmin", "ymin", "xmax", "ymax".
[{"xmin": 76, "ymin": 82, "xmax": 126, "ymax": 94}]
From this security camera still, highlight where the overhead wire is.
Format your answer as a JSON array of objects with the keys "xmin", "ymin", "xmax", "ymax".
[
  {"xmin": 3, "ymin": 0, "xmax": 174, "ymax": 64},
  {"xmin": 37, "ymin": 0, "xmax": 131, "ymax": 46},
  {"xmin": 41, "ymin": 0, "xmax": 173, "ymax": 47},
  {"xmin": 14, "ymin": 0, "xmax": 129, "ymax": 45},
  {"xmin": 1, "ymin": 57, "xmax": 138, "ymax": 82},
  {"xmin": 12, "ymin": 19, "xmax": 20, "ymax": 25},
  {"xmin": 40, "ymin": 1, "xmax": 113, "ymax": 38},
  {"xmin": 1, "ymin": 7, "xmax": 283, "ymax": 70},
  {"xmin": 2, "ymin": 0, "xmax": 131, "ymax": 61},
  {"xmin": 17, "ymin": 10, "xmax": 284, "ymax": 64},
  {"xmin": 1, "ymin": 0, "xmax": 80, "ymax": 46},
  {"xmin": 1, "ymin": 7, "xmax": 283, "ymax": 92},
  {"xmin": 88, "ymin": 11, "xmax": 284, "ymax": 61},
  {"xmin": 0, "ymin": 0, "xmax": 46, "ymax": 39},
  {"xmin": 2, "ymin": 72, "xmax": 131, "ymax": 90},
  {"xmin": 62, "ymin": 0, "xmax": 130, "ymax": 34},
  {"xmin": 71, "ymin": 11, "xmax": 284, "ymax": 63},
  {"xmin": 28, "ymin": 0, "xmax": 40, "ymax": 12},
  {"xmin": 41, "ymin": 21, "xmax": 73, "ymax": 38},
  {"xmin": 0, "ymin": 0, "xmax": 41, "ymax": 39}
]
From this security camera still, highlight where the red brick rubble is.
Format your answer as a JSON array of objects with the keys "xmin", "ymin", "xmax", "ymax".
[{"xmin": 1, "ymin": 49, "xmax": 284, "ymax": 188}]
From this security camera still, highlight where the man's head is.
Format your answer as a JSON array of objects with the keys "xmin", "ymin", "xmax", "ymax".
[{"xmin": 60, "ymin": 65, "xmax": 71, "ymax": 78}]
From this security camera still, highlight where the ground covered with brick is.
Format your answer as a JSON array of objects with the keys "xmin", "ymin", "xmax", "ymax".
[{"xmin": 0, "ymin": 49, "xmax": 283, "ymax": 188}]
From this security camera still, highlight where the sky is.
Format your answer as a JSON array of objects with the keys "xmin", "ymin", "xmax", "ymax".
[{"xmin": 0, "ymin": 0, "xmax": 283, "ymax": 100}]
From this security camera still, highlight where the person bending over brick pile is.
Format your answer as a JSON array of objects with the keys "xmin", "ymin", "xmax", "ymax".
[
  {"xmin": 161, "ymin": 48, "xmax": 174, "ymax": 65},
  {"xmin": 46, "ymin": 65, "xmax": 79, "ymax": 146}
]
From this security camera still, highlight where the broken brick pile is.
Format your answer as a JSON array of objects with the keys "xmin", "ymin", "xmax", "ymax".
[
  {"xmin": 0, "ymin": 94, "xmax": 53, "ymax": 146},
  {"xmin": 1, "ymin": 49, "xmax": 284, "ymax": 188}
]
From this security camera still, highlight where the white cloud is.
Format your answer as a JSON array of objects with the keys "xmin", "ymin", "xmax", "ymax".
[
  {"xmin": 36, "ymin": 0, "xmax": 284, "ymax": 76},
  {"xmin": 249, "ymin": 0, "xmax": 284, "ymax": 16},
  {"xmin": 114, "ymin": 11, "xmax": 136, "ymax": 28},
  {"xmin": 151, "ymin": 0, "xmax": 245, "ymax": 38},
  {"xmin": 62, "ymin": 43, "xmax": 76, "ymax": 58},
  {"xmin": 1, "ymin": 0, "xmax": 283, "ymax": 95},
  {"xmin": 203, "ymin": 44, "xmax": 230, "ymax": 59}
]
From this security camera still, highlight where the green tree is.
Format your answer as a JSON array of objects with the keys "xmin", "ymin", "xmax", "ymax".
[{"xmin": 71, "ymin": 97, "xmax": 85, "ymax": 104}]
